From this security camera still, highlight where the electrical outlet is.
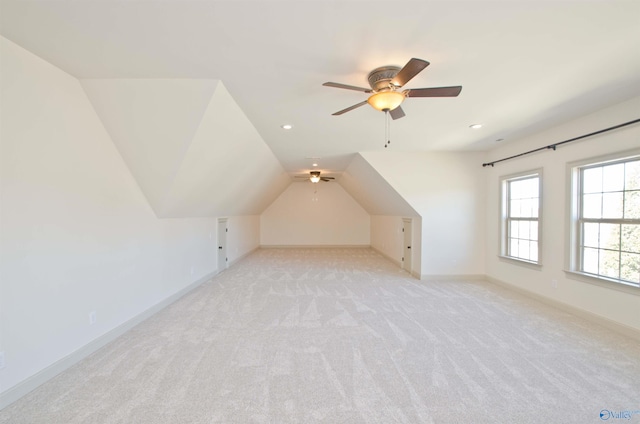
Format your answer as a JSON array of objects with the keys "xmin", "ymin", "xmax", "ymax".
[
  {"xmin": 89, "ymin": 311, "xmax": 97, "ymax": 325},
  {"xmin": 0, "ymin": 351, "xmax": 5, "ymax": 369},
  {"xmin": 551, "ymin": 279, "xmax": 558, "ymax": 289}
]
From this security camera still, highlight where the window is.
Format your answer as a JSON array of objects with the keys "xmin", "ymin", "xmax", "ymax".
[
  {"xmin": 570, "ymin": 154, "xmax": 640, "ymax": 287},
  {"xmin": 501, "ymin": 171, "xmax": 541, "ymax": 264}
]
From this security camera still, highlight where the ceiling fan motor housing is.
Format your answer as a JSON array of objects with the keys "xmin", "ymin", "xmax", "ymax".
[{"xmin": 367, "ymin": 66, "xmax": 401, "ymax": 91}]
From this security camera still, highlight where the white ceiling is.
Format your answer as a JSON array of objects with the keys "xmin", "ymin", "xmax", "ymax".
[
  {"xmin": 2, "ymin": 0, "xmax": 639, "ymax": 175},
  {"xmin": 79, "ymin": 79, "xmax": 290, "ymax": 217}
]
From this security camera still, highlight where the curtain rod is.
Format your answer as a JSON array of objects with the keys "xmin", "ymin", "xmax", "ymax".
[{"xmin": 482, "ymin": 118, "xmax": 640, "ymax": 167}]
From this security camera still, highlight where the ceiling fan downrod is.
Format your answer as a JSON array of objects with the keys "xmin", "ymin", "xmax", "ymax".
[{"xmin": 384, "ymin": 110, "xmax": 391, "ymax": 148}]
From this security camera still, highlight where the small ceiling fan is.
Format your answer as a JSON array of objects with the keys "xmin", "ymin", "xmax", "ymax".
[
  {"xmin": 323, "ymin": 58, "xmax": 462, "ymax": 119},
  {"xmin": 294, "ymin": 171, "xmax": 335, "ymax": 183}
]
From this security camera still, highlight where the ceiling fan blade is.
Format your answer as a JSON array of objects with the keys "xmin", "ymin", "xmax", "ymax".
[
  {"xmin": 391, "ymin": 58, "xmax": 430, "ymax": 88},
  {"xmin": 332, "ymin": 101, "xmax": 368, "ymax": 116},
  {"xmin": 323, "ymin": 82, "xmax": 372, "ymax": 93},
  {"xmin": 390, "ymin": 106, "xmax": 406, "ymax": 120},
  {"xmin": 405, "ymin": 86, "xmax": 462, "ymax": 98},
  {"xmin": 321, "ymin": 177, "xmax": 335, "ymax": 180}
]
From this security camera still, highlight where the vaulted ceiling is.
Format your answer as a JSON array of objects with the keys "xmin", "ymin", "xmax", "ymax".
[{"xmin": 2, "ymin": 0, "xmax": 639, "ymax": 217}]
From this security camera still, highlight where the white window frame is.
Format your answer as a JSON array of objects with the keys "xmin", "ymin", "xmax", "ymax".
[
  {"xmin": 566, "ymin": 149, "xmax": 640, "ymax": 293},
  {"xmin": 499, "ymin": 169, "xmax": 542, "ymax": 267}
]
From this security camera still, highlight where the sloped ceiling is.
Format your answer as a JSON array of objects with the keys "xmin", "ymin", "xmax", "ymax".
[
  {"xmin": 340, "ymin": 154, "xmax": 418, "ymax": 217},
  {"xmin": 2, "ymin": 1, "xmax": 639, "ymax": 219},
  {"xmin": 1, "ymin": 0, "xmax": 639, "ymax": 174},
  {"xmin": 81, "ymin": 79, "xmax": 290, "ymax": 217}
]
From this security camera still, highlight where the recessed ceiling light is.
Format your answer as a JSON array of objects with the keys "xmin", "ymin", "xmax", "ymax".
[
  {"xmin": 469, "ymin": 124, "xmax": 483, "ymax": 129},
  {"xmin": 281, "ymin": 124, "xmax": 293, "ymax": 130},
  {"xmin": 312, "ymin": 163, "xmax": 318, "ymax": 167}
]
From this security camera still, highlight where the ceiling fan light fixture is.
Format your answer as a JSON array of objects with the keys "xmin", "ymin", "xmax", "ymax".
[
  {"xmin": 367, "ymin": 91, "xmax": 405, "ymax": 112},
  {"xmin": 310, "ymin": 171, "xmax": 321, "ymax": 183}
]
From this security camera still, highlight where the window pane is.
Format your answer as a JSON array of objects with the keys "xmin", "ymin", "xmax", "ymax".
[
  {"xmin": 583, "ymin": 167, "xmax": 602, "ymax": 193},
  {"xmin": 526, "ymin": 199, "xmax": 536, "ymax": 218},
  {"xmin": 509, "ymin": 238, "xmax": 519, "ymax": 257},
  {"xmin": 602, "ymin": 192, "xmax": 623, "ymax": 219},
  {"xmin": 510, "ymin": 177, "xmax": 538, "ymax": 199},
  {"xmin": 621, "ymin": 224, "xmax": 640, "ymax": 254},
  {"xmin": 624, "ymin": 190, "xmax": 640, "ymax": 219},
  {"xmin": 510, "ymin": 180, "xmax": 524, "ymax": 199},
  {"xmin": 503, "ymin": 174, "xmax": 540, "ymax": 264},
  {"xmin": 620, "ymin": 252, "xmax": 640, "ymax": 283},
  {"xmin": 519, "ymin": 239, "xmax": 530, "ymax": 260},
  {"xmin": 530, "ymin": 241, "xmax": 539, "ymax": 262},
  {"xmin": 520, "ymin": 199, "xmax": 532, "ymax": 218},
  {"xmin": 600, "ymin": 223, "xmax": 620, "ymax": 250},
  {"xmin": 510, "ymin": 220, "xmax": 519, "ymax": 238},
  {"xmin": 583, "ymin": 247, "xmax": 599, "ymax": 274},
  {"xmin": 531, "ymin": 198, "xmax": 539, "ymax": 218},
  {"xmin": 510, "ymin": 199, "xmax": 521, "ymax": 217},
  {"xmin": 576, "ymin": 157, "xmax": 640, "ymax": 285},
  {"xmin": 624, "ymin": 160, "xmax": 640, "ymax": 190},
  {"xmin": 519, "ymin": 221, "xmax": 530, "ymax": 240},
  {"xmin": 602, "ymin": 163, "xmax": 624, "ymax": 192},
  {"xmin": 530, "ymin": 221, "xmax": 539, "ymax": 241},
  {"xmin": 526, "ymin": 177, "xmax": 539, "ymax": 198},
  {"xmin": 582, "ymin": 193, "xmax": 602, "ymax": 218},
  {"xmin": 600, "ymin": 249, "xmax": 619, "ymax": 279},
  {"xmin": 583, "ymin": 223, "xmax": 599, "ymax": 248}
]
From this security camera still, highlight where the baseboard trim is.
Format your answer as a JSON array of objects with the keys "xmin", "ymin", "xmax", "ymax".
[
  {"xmin": 259, "ymin": 244, "xmax": 371, "ymax": 249},
  {"xmin": 420, "ymin": 274, "xmax": 486, "ymax": 282},
  {"xmin": 486, "ymin": 276, "xmax": 640, "ymax": 343},
  {"xmin": 0, "ymin": 270, "xmax": 218, "ymax": 410}
]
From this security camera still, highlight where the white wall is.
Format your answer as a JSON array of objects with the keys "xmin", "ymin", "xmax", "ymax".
[
  {"xmin": 370, "ymin": 216, "xmax": 405, "ymax": 266},
  {"xmin": 370, "ymin": 216, "xmax": 421, "ymax": 276},
  {"xmin": 362, "ymin": 151, "xmax": 486, "ymax": 279},
  {"xmin": 340, "ymin": 154, "xmax": 418, "ymax": 217},
  {"xmin": 341, "ymin": 154, "xmax": 420, "ymax": 274},
  {"xmin": 0, "ymin": 37, "xmax": 260, "ymax": 405},
  {"xmin": 260, "ymin": 182, "xmax": 370, "ymax": 246},
  {"xmin": 484, "ymin": 96, "xmax": 640, "ymax": 333},
  {"xmin": 227, "ymin": 215, "xmax": 260, "ymax": 265}
]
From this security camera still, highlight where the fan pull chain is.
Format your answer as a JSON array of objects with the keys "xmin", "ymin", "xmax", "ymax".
[{"xmin": 384, "ymin": 110, "xmax": 391, "ymax": 148}]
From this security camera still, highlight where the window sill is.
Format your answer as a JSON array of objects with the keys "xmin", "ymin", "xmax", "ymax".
[
  {"xmin": 564, "ymin": 270, "xmax": 640, "ymax": 296},
  {"xmin": 498, "ymin": 255, "xmax": 542, "ymax": 270}
]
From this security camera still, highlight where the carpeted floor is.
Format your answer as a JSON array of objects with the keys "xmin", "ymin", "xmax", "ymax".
[{"xmin": 1, "ymin": 248, "xmax": 639, "ymax": 423}]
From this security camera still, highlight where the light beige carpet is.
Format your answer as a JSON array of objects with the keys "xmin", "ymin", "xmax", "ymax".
[{"xmin": 1, "ymin": 248, "xmax": 639, "ymax": 423}]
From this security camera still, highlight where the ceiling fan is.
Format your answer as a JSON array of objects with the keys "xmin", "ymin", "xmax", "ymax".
[
  {"xmin": 323, "ymin": 58, "xmax": 462, "ymax": 119},
  {"xmin": 294, "ymin": 171, "xmax": 335, "ymax": 183}
]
